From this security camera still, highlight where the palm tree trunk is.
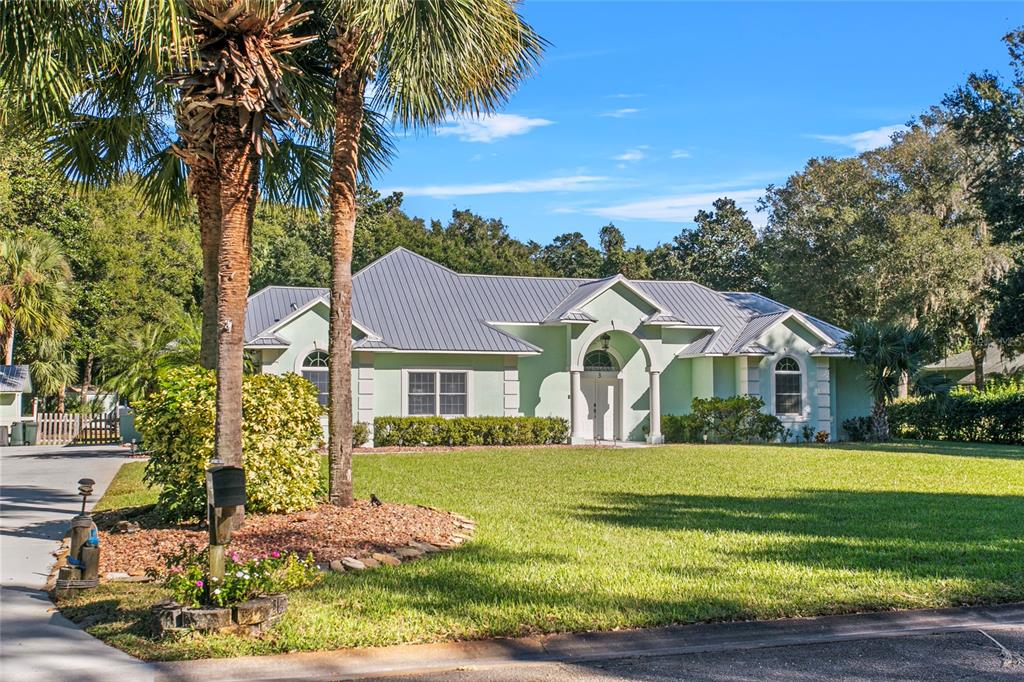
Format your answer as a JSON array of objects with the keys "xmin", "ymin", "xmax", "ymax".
[
  {"xmin": 3, "ymin": 324, "xmax": 14, "ymax": 364},
  {"xmin": 191, "ymin": 158, "xmax": 222, "ymax": 372},
  {"xmin": 57, "ymin": 386, "xmax": 65, "ymax": 414},
  {"xmin": 81, "ymin": 352, "xmax": 94, "ymax": 400},
  {"xmin": 327, "ymin": 41, "xmax": 365, "ymax": 507},
  {"xmin": 212, "ymin": 112, "xmax": 258, "ymax": 471},
  {"xmin": 871, "ymin": 399, "xmax": 890, "ymax": 441}
]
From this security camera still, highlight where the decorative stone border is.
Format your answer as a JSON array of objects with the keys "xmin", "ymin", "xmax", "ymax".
[
  {"xmin": 319, "ymin": 510, "xmax": 476, "ymax": 574},
  {"xmin": 151, "ymin": 594, "xmax": 288, "ymax": 636}
]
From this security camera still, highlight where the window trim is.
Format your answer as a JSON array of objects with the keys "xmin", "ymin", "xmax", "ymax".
[
  {"xmin": 401, "ymin": 368, "xmax": 474, "ymax": 417},
  {"xmin": 772, "ymin": 355, "xmax": 804, "ymax": 417},
  {"xmin": 301, "ymin": 350, "xmax": 330, "ymax": 407}
]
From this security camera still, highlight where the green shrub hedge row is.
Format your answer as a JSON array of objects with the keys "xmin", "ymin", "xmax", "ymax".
[
  {"xmin": 663, "ymin": 396, "xmax": 784, "ymax": 444},
  {"xmin": 888, "ymin": 390, "xmax": 1024, "ymax": 444},
  {"xmin": 373, "ymin": 416, "xmax": 569, "ymax": 447}
]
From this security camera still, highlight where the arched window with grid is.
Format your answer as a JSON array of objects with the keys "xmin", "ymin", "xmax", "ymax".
[
  {"xmin": 774, "ymin": 357, "xmax": 802, "ymax": 415},
  {"xmin": 302, "ymin": 351, "xmax": 329, "ymax": 406}
]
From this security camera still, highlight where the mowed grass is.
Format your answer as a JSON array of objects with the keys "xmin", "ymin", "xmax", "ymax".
[{"xmin": 62, "ymin": 441, "xmax": 1024, "ymax": 660}]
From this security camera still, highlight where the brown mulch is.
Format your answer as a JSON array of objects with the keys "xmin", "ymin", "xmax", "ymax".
[{"xmin": 96, "ymin": 501, "xmax": 462, "ymax": 576}]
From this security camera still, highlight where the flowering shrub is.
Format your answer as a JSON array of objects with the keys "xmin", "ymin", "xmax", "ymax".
[{"xmin": 159, "ymin": 543, "xmax": 320, "ymax": 608}]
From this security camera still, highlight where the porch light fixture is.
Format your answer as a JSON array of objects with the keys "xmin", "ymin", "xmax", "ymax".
[{"xmin": 601, "ymin": 334, "xmax": 611, "ymax": 351}]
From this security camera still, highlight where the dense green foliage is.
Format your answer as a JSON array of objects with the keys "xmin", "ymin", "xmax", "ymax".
[
  {"xmin": 663, "ymin": 396, "xmax": 783, "ymax": 443},
  {"xmin": 136, "ymin": 367, "xmax": 323, "ymax": 520},
  {"xmin": 352, "ymin": 421, "xmax": 369, "ymax": 448},
  {"xmin": 373, "ymin": 416, "xmax": 569, "ymax": 447},
  {"xmin": 65, "ymin": 440, "xmax": 1023, "ymax": 659},
  {"xmin": 889, "ymin": 389, "xmax": 1024, "ymax": 445}
]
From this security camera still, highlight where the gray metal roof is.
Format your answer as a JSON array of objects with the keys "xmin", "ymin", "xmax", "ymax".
[
  {"xmin": 245, "ymin": 248, "xmax": 849, "ymax": 355},
  {"xmin": 0, "ymin": 365, "xmax": 31, "ymax": 392}
]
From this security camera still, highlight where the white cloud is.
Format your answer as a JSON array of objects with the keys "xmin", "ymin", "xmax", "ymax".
[
  {"xmin": 383, "ymin": 175, "xmax": 609, "ymax": 198},
  {"xmin": 608, "ymin": 93, "xmax": 644, "ymax": 99},
  {"xmin": 601, "ymin": 107, "xmax": 641, "ymax": 118},
  {"xmin": 613, "ymin": 146, "xmax": 648, "ymax": 162},
  {"xmin": 810, "ymin": 124, "xmax": 907, "ymax": 153},
  {"xmin": 435, "ymin": 113, "xmax": 553, "ymax": 143},
  {"xmin": 579, "ymin": 188, "xmax": 766, "ymax": 224},
  {"xmin": 670, "ymin": 149, "xmax": 692, "ymax": 159}
]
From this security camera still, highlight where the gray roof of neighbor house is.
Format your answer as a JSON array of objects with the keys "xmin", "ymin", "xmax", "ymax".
[
  {"xmin": 0, "ymin": 365, "xmax": 31, "ymax": 393},
  {"xmin": 244, "ymin": 248, "xmax": 850, "ymax": 355},
  {"xmin": 923, "ymin": 344, "xmax": 1023, "ymax": 384}
]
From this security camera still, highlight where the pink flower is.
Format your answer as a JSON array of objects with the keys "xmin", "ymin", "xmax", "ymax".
[
  {"xmin": 271, "ymin": 551, "xmax": 281, "ymax": 558},
  {"xmin": 195, "ymin": 580, "xmax": 204, "ymax": 588}
]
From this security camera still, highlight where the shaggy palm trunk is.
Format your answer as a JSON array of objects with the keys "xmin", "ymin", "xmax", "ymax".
[
  {"xmin": 871, "ymin": 399, "xmax": 890, "ymax": 441},
  {"xmin": 2, "ymin": 324, "xmax": 14, "ymax": 364},
  {"xmin": 212, "ymin": 111, "xmax": 258, "ymax": 472},
  {"xmin": 327, "ymin": 47, "xmax": 365, "ymax": 507},
  {"xmin": 970, "ymin": 343, "xmax": 986, "ymax": 391},
  {"xmin": 192, "ymin": 158, "xmax": 223, "ymax": 371}
]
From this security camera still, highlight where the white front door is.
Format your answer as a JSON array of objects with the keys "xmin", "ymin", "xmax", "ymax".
[{"xmin": 582, "ymin": 374, "xmax": 617, "ymax": 441}]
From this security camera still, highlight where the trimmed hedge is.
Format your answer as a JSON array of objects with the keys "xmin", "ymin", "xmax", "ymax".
[
  {"xmin": 373, "ymin": 416, "xmax": 569, "ymax": 447},
  {"xmin": 136, "ymin": 366, "xmax": 323, "ymax": 521},
  {"xmin": 664, "ymin": 395, "xmax": 783, "ymax": 444},
  {"xmin": 888, "ymin": 390, "xmax": 1024, "ymax": 444}
]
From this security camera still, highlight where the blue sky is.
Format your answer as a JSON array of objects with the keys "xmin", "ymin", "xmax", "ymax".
[{"xmin": 374, "ymin": 1, "xmax": 1020, "ymax": 249}]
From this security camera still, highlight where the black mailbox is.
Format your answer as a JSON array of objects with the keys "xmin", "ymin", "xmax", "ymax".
[{"xmin": 206, "ymin": 466, "xmax": 246, "ymax": 508}]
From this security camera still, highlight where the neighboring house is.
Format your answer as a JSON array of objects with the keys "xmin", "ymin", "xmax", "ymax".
[
  {"xmin": 920, "ymin": 344, "xmax": 1024, "ymax": 387},
  {"xmin": 0, "ymin": 365, "xmax": 31, "ymax": 430},
  {"xmin": 244, "ymin": 248, "xmax": 872, "ymax": 444}
]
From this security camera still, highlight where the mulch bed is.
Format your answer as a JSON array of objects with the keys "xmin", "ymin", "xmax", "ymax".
[{"xmin": 96, "ymin": 501, "xmax": 462, "ymax": 576}]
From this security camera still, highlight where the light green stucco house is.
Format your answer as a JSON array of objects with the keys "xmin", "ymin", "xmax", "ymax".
[{"xmin": 244, "ymin": 248, "xmax": 872, "ymax": 444}]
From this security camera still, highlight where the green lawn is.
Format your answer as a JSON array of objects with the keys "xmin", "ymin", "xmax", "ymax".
[{"xmin": 62, "ymin": 441, "xmax": 1024, "ymax": 660}]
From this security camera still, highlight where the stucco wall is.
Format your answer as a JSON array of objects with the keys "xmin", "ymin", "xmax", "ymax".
[
  {"xmin": 0, "ymin": 392, "xmax": 22, "ymax": 427},
  {"xmin": 372, "ymin": 353, "xmax": 506, "ymax": 417},
  {"xmin": 832, "ymin": 358, "xmax": 873, "ymax": 437}
]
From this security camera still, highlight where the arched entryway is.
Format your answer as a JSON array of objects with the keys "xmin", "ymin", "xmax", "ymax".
[{"xmin": 571, "ymin": 329, "xmax": 661, "ymax": 443}]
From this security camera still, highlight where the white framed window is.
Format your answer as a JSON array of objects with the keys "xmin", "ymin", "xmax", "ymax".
[
  {"xmin": 406, "ymin": 370, "xmax": 469, "ymax": 416},
  {"xmin": 774, "ymin": 357, "xmax": 802, "ymax": 415},
  {"xmin": 301, "ymin": 351, "xmax": 329, "ymax": 406}
]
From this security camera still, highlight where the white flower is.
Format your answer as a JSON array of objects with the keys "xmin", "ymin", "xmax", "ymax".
[
  {"xmin": 214, "ymin": 588, "xmax": 221, "ymax": 595},
  {"xmin": 235, "ymin": 571, "xmax": 244, "ymax": 578},
  {"xmin": 243, "ymin": 573, "xmax": 250, "ymax": 579}
]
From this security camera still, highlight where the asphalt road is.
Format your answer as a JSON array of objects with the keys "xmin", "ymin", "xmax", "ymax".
[{"xmin": 368, "ymin": 627, "xmax": 1024, "ymax": 682}]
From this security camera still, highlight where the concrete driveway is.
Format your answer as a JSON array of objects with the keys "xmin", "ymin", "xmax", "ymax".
[{"xmin": 0, "ymin": 445, "xmax": 154, "ymax": 682}]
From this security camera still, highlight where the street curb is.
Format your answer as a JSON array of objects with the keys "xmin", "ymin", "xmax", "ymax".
[{"xmin": 152, "ymin": 602, "xmax": 1024, "ymax": 681}]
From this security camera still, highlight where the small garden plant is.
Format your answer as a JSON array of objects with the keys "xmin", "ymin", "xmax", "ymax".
[{"xmin": 158, "ymin": 543, "xmax": 321, "ymax": 608}]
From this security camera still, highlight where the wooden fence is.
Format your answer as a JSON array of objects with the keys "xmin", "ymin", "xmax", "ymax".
[{"xmin": 35, "ymin": 410, "xmax": 119, "ymax": 446}]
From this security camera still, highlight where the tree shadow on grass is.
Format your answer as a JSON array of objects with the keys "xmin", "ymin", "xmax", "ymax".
[
  {"xmin": 575, "ymin": 490, "xmax": 1024, "ymax": 580},
  {"xmin": 829, "ymin": 440, "xmax": 1024, "ymax": 460}
]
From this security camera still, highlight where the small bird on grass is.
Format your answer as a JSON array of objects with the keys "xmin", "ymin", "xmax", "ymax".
[{"xmin": 370, "ymin": 494, "xmax": 382, "ymax": 507}]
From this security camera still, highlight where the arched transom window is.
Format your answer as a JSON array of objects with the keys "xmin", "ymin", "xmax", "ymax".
[
  {"xmin": 774, "ymin": 357, "xmax": 802, "ymax": 415},
  {"xmin": 302, "ymin": 351, "xmax": 329, "ymax": 406},
  {"xmin": 584, "ymin": 349, "xmax": 618, "ymax": 372}
]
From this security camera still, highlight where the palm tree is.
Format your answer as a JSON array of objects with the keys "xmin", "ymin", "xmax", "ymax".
[
  {"xmin": 320, "ymin": 1, "xmax": 545, "ymax": 506},
  {"xmin": 846, "ymin": 320, "xmax": 932, "ymax": 440},
  {"xmin": 29, "ymin": 340, "xmax": 78, "ymax": 413},
  {"xmin": 0, "ymin": 234, "xmax": 73, "ymax": 364},
  {"xmin": 100, "ymin": 314, "xmax": 200, "ymax": 405}
]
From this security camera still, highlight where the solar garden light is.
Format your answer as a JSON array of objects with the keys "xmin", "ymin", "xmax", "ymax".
[{"xmin": 55, "ymin": 478, "xmax": 100, "ymax": 595}]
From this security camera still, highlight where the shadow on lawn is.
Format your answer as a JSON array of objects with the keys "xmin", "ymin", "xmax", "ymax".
[
  {"xmin": 576, "ymin": 490, "xmax": 1024, "ymax": 578},
  {"xmin": 830, "ymin": 440, "xmax": 1024, "ymax": 460}
]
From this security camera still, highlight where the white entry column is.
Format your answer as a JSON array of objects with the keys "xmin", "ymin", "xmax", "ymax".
[
  {"xmin": 570, "ymin": 369, "xmax": 584, "ymax": 443},
  {"xmin": 648, "ymin": 369, "xmax": 663, "ymax": 444}
]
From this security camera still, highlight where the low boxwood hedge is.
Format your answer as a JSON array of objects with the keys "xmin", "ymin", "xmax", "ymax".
[
  {"xmin": 889, "ymin": 389, "xmax": 1024, "ymax": 444},
  {"xmin": 373, "ymin": 416, "xmax": 569, "ymax": 447}
]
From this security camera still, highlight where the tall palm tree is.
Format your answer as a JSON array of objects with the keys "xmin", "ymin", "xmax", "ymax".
[
  {"xmin": 0, "ymin": 234, "xmax": 73, "ymax": 364},
  {"xmin": 846, "ymin": 319, "xmax": 932, "ymax": 440},
  {"xmin": 320, "ymin": 1, "xmax": 545, "ymax": 505}
]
